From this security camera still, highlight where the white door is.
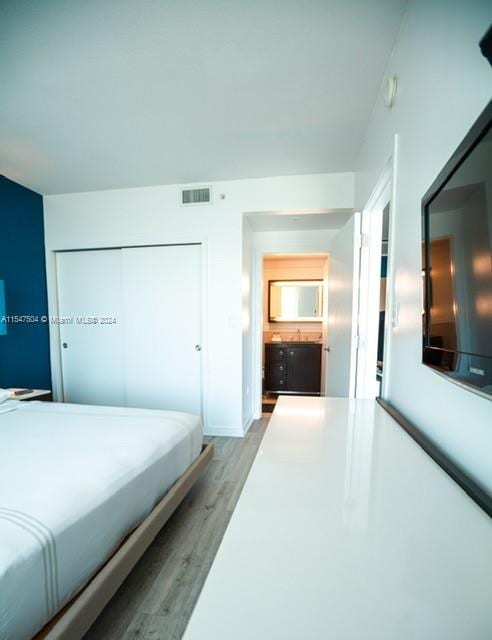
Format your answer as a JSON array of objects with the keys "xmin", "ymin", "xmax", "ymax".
[
  {"xmin": 355, "ymin": 206, "xmax": 384, "ymax": 398},
  {"xmin": 325, "ymin": 213, "xmax": 361, "ymax": 397},
  {"xmin": 122, "ymin": 244, "xmax": 202, "ymax": 415},
  {"xmin": 320, "ymin": 256, "xmax": 330, "ymax": 395},
  {"xmin": 57, "ymin": 250, "xmax": 126, "ymax": 406}
]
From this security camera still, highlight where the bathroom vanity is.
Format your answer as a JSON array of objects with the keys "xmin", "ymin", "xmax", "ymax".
[{"xmin": 264, "ymin": 343, "xmax": 322, "ymax": 395}]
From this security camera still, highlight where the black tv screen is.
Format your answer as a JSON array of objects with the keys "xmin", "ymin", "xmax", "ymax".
[{"xmin": 422, "ymin": 101, "xmax": 492, "ymax": 398}]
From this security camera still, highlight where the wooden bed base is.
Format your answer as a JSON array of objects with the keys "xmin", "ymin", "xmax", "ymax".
[{"xmin": 34, "ymin": 443, "xmax": 214, "ymax": 640}]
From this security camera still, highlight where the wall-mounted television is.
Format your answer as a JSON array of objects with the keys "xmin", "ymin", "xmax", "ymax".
[{"xmin": 422, "ymin": 100, "xmax": 492, "ymax": 398}]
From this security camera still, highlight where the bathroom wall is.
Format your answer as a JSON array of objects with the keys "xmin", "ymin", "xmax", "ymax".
[{"xmin": 263, "ymin": 254, "xmax": 328, "ymax": 343}]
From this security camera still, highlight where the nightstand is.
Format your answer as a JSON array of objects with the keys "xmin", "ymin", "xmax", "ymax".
[{"xmin": 8, "ymin": 388, "xmax": 52, "ymax": 402}]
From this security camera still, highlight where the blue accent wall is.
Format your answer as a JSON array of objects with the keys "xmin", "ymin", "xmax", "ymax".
[
  {"xmin": 381, "ymin": 254, "xmax": 388, "ymax": 278},
  {"xmin": 0, "ymin": 176, "xmax": 51, "ymax": 389}
]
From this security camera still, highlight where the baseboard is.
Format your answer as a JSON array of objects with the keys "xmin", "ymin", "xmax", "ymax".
[
  {"xmin": 242, "ymin": 417, "xmax": 254, "ymax": 435},
  {"xmin": 204, "ymin": 416, "xmax": 256, "ymax": 438},
  {"xmin": 203, "ymin": 425, "xmax": 244, "ymax": 438}
]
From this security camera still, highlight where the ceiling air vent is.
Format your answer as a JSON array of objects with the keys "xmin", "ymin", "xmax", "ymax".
[{"xmin": 181, "ymin": 186, "xmax": 212, "ymax": 205}]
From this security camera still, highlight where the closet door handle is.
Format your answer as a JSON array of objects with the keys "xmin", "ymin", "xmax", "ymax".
[
  {"xmin": 195, "ymin": 344, "xmax": 202, "ymax": 351},
  {"xmin": 62, "ymin": 343, "xmax": 68, "ymax": 349}
]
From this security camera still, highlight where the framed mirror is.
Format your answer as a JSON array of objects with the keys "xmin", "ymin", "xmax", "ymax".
[{"xmin": 268, "ymin": 280, "xmax": 323, "ymax": 322}]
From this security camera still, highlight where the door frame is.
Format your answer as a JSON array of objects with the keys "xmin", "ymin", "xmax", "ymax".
[
  {"xmin": 250, "ymin": 249, "xmax": 330, "ymax": 420},
  {"xmin": 355, "ymin": 135, "xmax": 398, "ymax": 399},
  {"xmin": 48, "ymin": 239, "xmax": 209, "ymax": 426},
  {"xmin": 320, "ymin": 254, "xmax": 331, "ymax": 396}
]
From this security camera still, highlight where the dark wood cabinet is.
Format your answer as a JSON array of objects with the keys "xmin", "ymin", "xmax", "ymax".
[{"xmin": 264, "ymin": 343, "xmax": 321, "ymax": 395}]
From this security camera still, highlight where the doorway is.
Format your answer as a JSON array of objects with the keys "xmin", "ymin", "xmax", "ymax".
[
  {"xmin": 376, "ymin": 204, "xmax": 390, "ymax": 394},
  {"xmin": 261, "ymin": 254, "xmax": 328, "ymax": 414},
  {"xmin": 355, "ymin": 154, "xmax": 396, "ymax": 400}
]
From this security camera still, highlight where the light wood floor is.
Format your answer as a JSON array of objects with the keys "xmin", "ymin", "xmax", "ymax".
[{"xmin": 84, "ymin": 418, "xmax": 268, "ymax": 640}]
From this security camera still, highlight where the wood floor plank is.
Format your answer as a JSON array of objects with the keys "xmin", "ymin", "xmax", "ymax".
[{"xmin": 84, "ymin": 418, "xmax": 268, "ymax": 640}]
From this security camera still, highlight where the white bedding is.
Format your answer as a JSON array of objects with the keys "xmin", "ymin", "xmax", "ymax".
[{"xmin": 0, "ymin": 401, "xmax": 202, "ymax": 640}]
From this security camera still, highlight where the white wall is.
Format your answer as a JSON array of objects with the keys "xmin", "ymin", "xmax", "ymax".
[
  {"xmin": 355, "ymin": 0, "xmax": 492, "ymax": 490},
  {"xmin": 242, "ymin": 217, "xmax": 254, "ymax": 431},
  {"xmin": 252, "ymin": 229, "xmax": 338, "ymax": 254},
  {"xmin": 44, "ymin": 172, "xmax": 354, "ymax": 436}
]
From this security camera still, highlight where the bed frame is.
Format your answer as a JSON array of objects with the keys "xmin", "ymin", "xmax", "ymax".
[{"xmin": 34, "ymin": 442, "xmax": 214, "ymax": 640}]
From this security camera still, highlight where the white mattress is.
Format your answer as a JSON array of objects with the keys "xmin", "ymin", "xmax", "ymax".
[{"xmin": 0, "ymin": 400, "xmax": 202, "ymax": 640}]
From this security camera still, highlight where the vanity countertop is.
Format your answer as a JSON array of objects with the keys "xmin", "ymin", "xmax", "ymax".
[{"xmin": 267, "ymin": 341, "xmax": 322, "ymax": 345}]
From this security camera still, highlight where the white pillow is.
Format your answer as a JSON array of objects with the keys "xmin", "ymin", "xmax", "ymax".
[{"xmin": 0, "ymin": 389, "xmax": 11, "ymax": 404}]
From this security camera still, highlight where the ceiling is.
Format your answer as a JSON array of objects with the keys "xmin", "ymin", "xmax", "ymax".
[
  {"xmin": 0, "ymin": 0, "xmax": 407, "ymax": 195},
  {"xmin": 246, "ymin": 210, "xmax": 352, "ymax": 232}
]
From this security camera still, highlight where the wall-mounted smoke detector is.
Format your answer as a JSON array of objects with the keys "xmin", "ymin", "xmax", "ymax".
[
  {"xmin": 384, "ymin": 76, "xmax": 398, "ymax": 109},
  {"xmin": 181, "ymin": 186, "xmax": 212, "ymax": 205}
]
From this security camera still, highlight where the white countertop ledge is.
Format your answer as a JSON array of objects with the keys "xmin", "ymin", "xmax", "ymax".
[{"xmin": 183, "ymin": 396, "xmax": 492, "ymax": 640}]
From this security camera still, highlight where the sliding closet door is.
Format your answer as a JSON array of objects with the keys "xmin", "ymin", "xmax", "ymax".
[
  {"xmin": 122, "ymin": 244, "xmax": 202, "ymax": 415},
  {"xmin": 56, "ymin": 250, "xmax": 126, "ymax": 405}
]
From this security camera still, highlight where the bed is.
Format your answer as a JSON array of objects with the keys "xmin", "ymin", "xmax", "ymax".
[{"xmin": 0, "ymin": 399, "xmax": 212, "ymax": 640}]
